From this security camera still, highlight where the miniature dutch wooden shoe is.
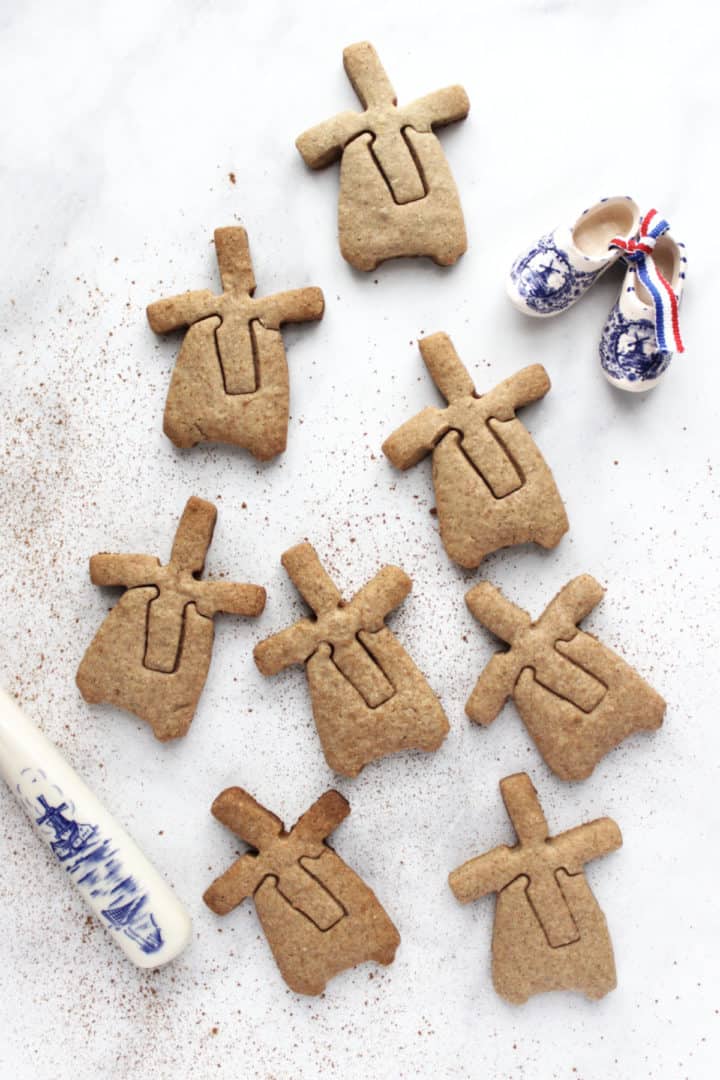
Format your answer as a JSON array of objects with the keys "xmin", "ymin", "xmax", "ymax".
[
  {"xmin": 507, "ymin": 197, "xmax": 640, "ymax": 317},
  {"xmin": 600, "ymin": 210, "xmax": 686, "ymax": 391}
]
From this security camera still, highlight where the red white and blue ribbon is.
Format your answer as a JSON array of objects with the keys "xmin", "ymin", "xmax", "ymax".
[{"xmin": 610, "ymin": 209, "xmax": 684, "ymax": 353}]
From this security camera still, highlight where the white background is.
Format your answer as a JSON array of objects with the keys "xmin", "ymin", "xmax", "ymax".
[{"xmin": 1, "ymin": 1, "xmax": 718, "ymax": 1077}]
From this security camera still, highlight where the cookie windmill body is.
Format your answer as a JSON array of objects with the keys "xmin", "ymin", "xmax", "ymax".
[
  {"xmin": 296, "ymin": 42, "xmax": 469, "ymax": 270},
  {"xmin": 383, "ymin": 333, "xmax": 568, "ymax": 567},
  {"xmin": 147, "ymin": 227, "xmax": 324, "ymax": 457},
  {"xmin": 76, "ymin": 497, "xmax": 265, "ymax": 739},
  {"xmin": 204, "ymin": 787, "xmax": 400, "ymax": 995},
  {"xmin": 449, "ymin": 773, "xmax": 622, "ymax": 1003},
  {"xmin": 254, "ymin": 543, "xmax": 448, "ymax": 776}
]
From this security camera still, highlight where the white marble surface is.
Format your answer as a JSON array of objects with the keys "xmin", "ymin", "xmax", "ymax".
[{"xmin": 1, "ymin": 1, "xmax": 718, "ymax": 1077}]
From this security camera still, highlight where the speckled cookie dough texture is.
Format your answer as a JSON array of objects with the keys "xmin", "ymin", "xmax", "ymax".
[
  {"xmin": 146, "ymin": 227, "xmax": 324, "ymax": 457},
  {"xmin": 203, "ymin": 787, "xmax": 400, "ymax": 996},
  {"xmin": 449, "ymin": 773, "xmax": 622, "ymax": 1004},
  {"xmin": 76, "ymin": 497, "xmax": 266, "ymax": 740},
  {"xmin": 465, "ymin": 575, "xmax": 666, "ymax": 780},
  {"xmin": 382, "ymin": 333, "xmax": 569, "ymax": 567},
  {"xmin": 253, "ymin": 542, "xmax": 449, "ymax": 776},
  {"xmin": 296, "ymin": 42, "xmax": 469, "ymax": 271}
]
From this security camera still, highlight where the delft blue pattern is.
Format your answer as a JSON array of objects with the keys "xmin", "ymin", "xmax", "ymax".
[
  {"xmin": 510, "ymin": 232, "xmax": 602, "ymax": 314},
  {"xmin": 599, "ymin": 304, "xmax": 671, "ymax": 384},
  {"xmin": 23, "ymin": 771, "xmax": 163, "ymax": 955}
]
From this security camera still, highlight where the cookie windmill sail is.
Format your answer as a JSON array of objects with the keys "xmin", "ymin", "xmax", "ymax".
[
  {"xmin": 77, "ymin": 497, "xmax": 266, "ymax": 740},
  {"xmin": 383, "ymin": 333, "xmax": 569, "ymax": 567},
  {"xmin": 450, "ymin": 773, "xmax": 622, "ymax": 1003},
  {"xmin": 147, "ymin": 227, "xmax": 324, "ymax": 456},
  {"xmin": 254, "ymin": 543, "xmax": 448, "ymax": 776},
  {"xmin": 204, "ymin": 787, "xmax": 400, "ymax": 995},
  {"xmin": 464, "ymin": 576, "xmax": 665, "ymax": 779},
  {"xmin": 296, "ymin": 42, "xmax": 469, "ymax": 270}
]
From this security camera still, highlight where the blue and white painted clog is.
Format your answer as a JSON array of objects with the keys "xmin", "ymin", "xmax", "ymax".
[
  {"xmin": 507, "ymin": 196, "xmax": 640, "ymax": 317},
  {"xmin": 600, "ymin": 211, "xmax": 686, "ymax": 392}
]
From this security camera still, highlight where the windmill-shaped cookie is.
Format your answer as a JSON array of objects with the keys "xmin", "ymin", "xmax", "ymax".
[
  {"xmin": 296, "ymin": 42, "xmax": 469, "ymax": 270},
  {"xmin": 449, "ymin": 773, "xmax": 622, "ymax": 1003},
  {"xmin": 147, "ymin": 227, "xmax": 324, "ymax": 457},
  {"xmin": 465, "ymin": 576, "xmax": 665, "ymax": 779},
  {"xmin": 77, "ymin": 497, "xmax": 265, "ymax": 740},
  {"xmin": 204, "ymin": 787, "xmax": 400, "ymax": 995},
  {"xmin": 383, "ymin": 333, "xmax": 569, "ymax": 568},
  {"xmin": 253, "ymin": 543, "xmax": 448, "ymax": 776}
]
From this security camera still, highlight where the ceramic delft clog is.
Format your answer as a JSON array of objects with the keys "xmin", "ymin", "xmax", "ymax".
[
  {"xmin": 507, "ymin": 196, "xmax": 640, "ymax": 317},
  {"xmin": 600, "ymin": 209, "xmax": 686, "ymax": 391}
]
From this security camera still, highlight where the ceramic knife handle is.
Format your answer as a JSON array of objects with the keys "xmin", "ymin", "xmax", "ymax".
[{"xmin": 0, "ymin": 688, "xmax": 191, "ymax": 968}]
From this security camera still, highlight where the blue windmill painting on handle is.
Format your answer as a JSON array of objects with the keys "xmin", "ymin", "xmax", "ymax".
[{"xmin": 30, "ymin": 780, "xmax": 164, "ymax": 955}]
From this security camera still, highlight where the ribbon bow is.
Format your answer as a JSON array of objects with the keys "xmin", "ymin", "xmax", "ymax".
[{"xmin": 610, "ymin": 209, "xmax": 684, "ymax": 353}]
